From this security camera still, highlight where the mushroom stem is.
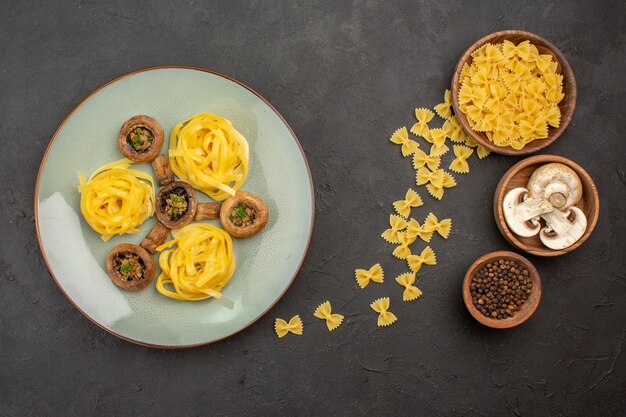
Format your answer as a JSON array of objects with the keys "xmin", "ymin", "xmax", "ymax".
[
  {"xmin": 517, "ymin": 197, "xmax": 554, "ymax": 221},
  {"xmin": 151, "ymin": 155, "xmax": 175, "ymax": 187},
  {"xmin": 195, "ymin": 202, "xmax": 223, "ymax": 220},
  {"xmin": 141, "ymin": 222, "xmax": 170, "ymax": 254}
]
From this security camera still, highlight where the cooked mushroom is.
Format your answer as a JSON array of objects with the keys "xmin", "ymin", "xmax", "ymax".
[
  {"xmin": 195, "ymin": 202, "xmax": 223, "ymax": 221},
  {"xmin": 151, "ymin": 154, "xmax": 175, "ymax": 186},
  {"xmin": 155, "ymin": 181, "xmax": 198, "ymax": 229},
  {"xmin": 503, "ymin": 187, "xmax": 553, "ymax": 237},
  {"xmin": 117, "ymin": 115, "xmax": 164, "ymax": 163},
  {"xmin": 527, "ymin": 163, "xmax": 583, "ymax": 210},
  {"xmin": 220, "ymin": 191, "xmax": 268, "ymax": 238},
  {"xmin": 140, "ymin": 222, "xmax": 170, "ymax": 254},
  {"xmin": 106, "ymin": 244, "xmax": 156, "ymax": 291},
  {"xmin": 539, "ymin": 207, "xmax": 587, "ymax": 250}
]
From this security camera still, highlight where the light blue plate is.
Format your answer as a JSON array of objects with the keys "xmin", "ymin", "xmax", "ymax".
[{"xmin": 35, "ymin": 67, "xmax": 314, "ymax": 348}]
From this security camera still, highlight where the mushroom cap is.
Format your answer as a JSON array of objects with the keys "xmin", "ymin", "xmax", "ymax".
[
  {"xmin": 503, "ymin": 187, "xmax": 543, "ymax": 237},
  {"xmin": 220, "ymin": 191, "xmax": 269, "ymax": 238},
  {"xmin": 155, "ymin": 181, "xmax": 198, "ymax": 229},
  {"xmin": 106, "ymin": 243, "xmax": 156, "ymax": 291},
  {"xmin": 539, "ymin": 206, "xmax": 587, "ymax": 250},
  {"xmin": 117, "ymin": 115, "xmax": 165, "ymax": 163},
  {"xmin": 527, "ymin": 163, "xmax": 583, "ymax": 210}
]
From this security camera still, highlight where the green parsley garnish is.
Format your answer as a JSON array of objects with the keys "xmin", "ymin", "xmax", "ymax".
[
  {"xmin": 120, "ymin": 263, "xmax": 135, "ymax": 273},
  {"xmin": 234, "ymin": 203, "xmax": 248, "ymax": 219}
]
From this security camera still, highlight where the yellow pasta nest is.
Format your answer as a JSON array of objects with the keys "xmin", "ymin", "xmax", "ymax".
[
  {"xmin": 77, "ymin": 159, "xmax": 155, "ymax": 241},
  {"xmin": 458, "ymin": 40, "xmax": 564, "ymax": 149},
  {"xmin": 169, "ymin": 112, "xmax": 250, "ymax": 201},
  {"xmin": 156, "ymin": 223, "xmax": 236, "ymax": 301}
]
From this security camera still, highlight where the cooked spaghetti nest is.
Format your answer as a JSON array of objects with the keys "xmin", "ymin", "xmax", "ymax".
[
  {"xmin": 156, "ymin": 223, "xmax": 236, "ymax": 301},
  {"xmin": 78, "ymin": 159, "xmax": 155, "ymax": 241},
  {"xmin": 169, "ymin": 112, "xmax": 249, "ymax": 201}
]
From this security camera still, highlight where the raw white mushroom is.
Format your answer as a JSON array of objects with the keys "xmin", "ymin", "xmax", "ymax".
[
  {"xmin": 527, "ymin": 163, "xmax": 583, "ymax": 210},
  {"xmin": 502, "ymin": 187, "xmax": 554, "ymax": 237},
  {"xmin": 539, "ymin": 207, "xmax": 587, "ymax": 250}
]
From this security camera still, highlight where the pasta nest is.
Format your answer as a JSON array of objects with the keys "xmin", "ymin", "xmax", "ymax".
[
  {"xmin": 169, "ymin": 112, "xmax": 250, "ymax": 201},
  {"xmin": 78, "ymin": 159, "xmax": 155, "ymax": 241},
  {"xmin": 156, "ymin": 223, "xmax": 236, "ymax": 301}
]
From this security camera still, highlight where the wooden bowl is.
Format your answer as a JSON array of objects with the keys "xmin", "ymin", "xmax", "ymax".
[
  {"xmin": 463, "ymin": 251, "xmax": 541, "ymax": 329},
  {"xmin": 494, "ymin": 154, "xmax": 599, "ymax": 256},
  {"xmin": 451, "ymin": 30, "xmax": 577, "ymax": 156}
]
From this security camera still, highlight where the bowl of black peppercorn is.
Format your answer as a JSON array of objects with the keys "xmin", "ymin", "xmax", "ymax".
[{"xmin": 463, "ymin": 251, "xmax": 541, "ymax": 329}]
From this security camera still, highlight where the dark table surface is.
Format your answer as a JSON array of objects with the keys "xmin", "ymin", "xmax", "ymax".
[{"xmin": 1, "ymin": 1, "xmax": 625, "ymax": 416}]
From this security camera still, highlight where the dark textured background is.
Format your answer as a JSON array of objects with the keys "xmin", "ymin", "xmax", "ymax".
[{"xmin": 1, "ymin": 1, "xmax": 625, "ymax": 416}]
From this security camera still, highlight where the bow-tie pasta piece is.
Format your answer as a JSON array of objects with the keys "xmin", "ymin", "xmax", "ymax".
[
  {"xmin": 464, "ymin": 136, "xmax": 490, "ymax": 159},
  {"xmin": 313, "ymin": 301, "xmax": 344, "ymax": 331},
  {"xmin": 423, "ymin": 213, "xmax": 452, "ymax": 239},
  {"xmin": 442, "ymin": 115, "xmax": 467, "ymax": 143},
  {"xmin": 393, "ymin": 188, "xmax": 423, "ymax": 218},
  {"xmin": 412, "ymin": 148, "xmax": 441, "ymax": 171},
  {"xmin": 395, "ymin": 272, "xmax": 423, "ymax": 301},
  {"xmin": 406, "ymin": 218, "xmax": 434, "ymax": 243},
  {"xmin": 416, "ymin": 167, "xmax": 445, "ymax": 189},
  {"xmin": 449, "ymin": 145, "xmax": 474, "ymax": 174},
  {"xmin": 275, "ymin": 315, "xmax": 303, "ymax": 338},
  {"xmin": 392, "ymin": 232, "xmax": 415, "ymax": 260},
  {"xmin": 411, "ymin": 108, "xmax": 435, "ymax": 139},
  {"xmin": 434, "ymin": 89, "xmax": 452, "ymax": 120},
  {"xmin": 381, "ymin": 214, "xmax": 407, "ymax": 244},
  {"xmin": 390, "ymin": 126, "xmax": 419, "ymax": 157},
  {"xmin": 355, "ymin": 263, "xmax": 384, "ymax": 289},
  {"xmin": 370, "ymin": 297, "xmax": 398, "ymax": 327},
  {"xmin": 407, "ymin": 246, "xmax": 437, "ymax": 273}
]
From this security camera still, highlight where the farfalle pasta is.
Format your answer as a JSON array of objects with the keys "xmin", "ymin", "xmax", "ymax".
[
  {"xmin": 274, "ymin": 315, "xmax": 303, "ymax": 338},
  {"xmin": 442, "ymin": 116, "xmax": 466, "ymax": 143},
  {"xmin": 412, "ymin": 148, "xmax": 441, "ymax": 171},
  {"xmin": 411, "ymin": 108, "xmax": 435, "ymax": 139},
  {"xmin": 355, "ymin": 263, "xmax": 384, "ymax": 289},
  {"xmin": 313, "ymin": 301, "xmax": 344, "ymax": 331},
  {"xmin": 370, "ymin": 297, "xmax": 397, "ymax": 327},
  {"xmin": 381, "ymin": 214, "xmax": 407, "ymax": 244},
  {"xmin": 449, "ymin": 145, "xmax": 474, "ymax": 174},
  {"xmin": 390, "ymin": 126, "xmax": 419, "ymax": 157},
  {"xmin": 407, "ymin": 246, "xmax": 437, "ymax": 273},
  {"xmin": 464, "ymin": 136, "xmax": 491, "ymax": 159},
  {"xmin": 416, "ymin": 167, "xmax": 445, "ymax": 189},
  {"xmin": 426, "ymin": 170, "xmax": 457, "ymax": 200},
  {"xmin": 434, "ymin": 89, "xmax": 452, "ymax": 119},
  {"xmin": 423, "ymin": 213, "xmax": 452, "ymax": 239},
  {"xmin": 392, "ymin": 232, "xmax": 414, "ymax": 260},
  {"xmin": 395, "ymin": 272, "xmax": 423, "ymax": 301},
  {"xmin": 393, "ymin": 188, "xmax": 423, "ymax": 218},
  {"xmin": 426, "ymin": 128, "xmax": 449, "ymax": 156},
  {"xmin": 406, "ymin": 218, "xmax": 433, "ymax": 243},
  {"xmin": 457, "ymin": 40, "xmax": 565, "ymax": 149}
]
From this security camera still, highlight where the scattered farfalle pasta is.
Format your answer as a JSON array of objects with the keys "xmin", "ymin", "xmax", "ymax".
[
  {"xmin": 426, "ymin": 128, "xmax": 449, "ymax": 156},
  {"xmin": 412, "ymin": 148, "xmax": 441, "ymax": 171},
  {"xmin": 406, "ymin": 218, "xmax": 433, "ymax": 243},
  {"xmin": 449, "ymin": 145, "xmax": 474, "ymax": 174},
  {"xmin": 392, "ymin": 232, "xmax": 414, "ymax": 260},
  {"xmin": 390, "ymin": 126, "xmax": 420, "ymax": 157},
  {"xmin": 457, "ymin": 40, "xmax": 565, "ymax": 149},
  {"xmin": 416, "ymin": 167, "xmax": 445, "ymax": 189},
  {"xmin": 275, "ymin": 315, "xmax": 303, "ymax": 338},
  {"xmin": 411, "ymin": 108, "xmax": 435, "ymax": 139},
  {"xmin": 314, "ymin": 301, "xmax": 344, "ymax": 331},
  {"xmin": 443, "ymin": 116, "xmax": 466, "ymax": 143},
  {"xmin": 423, "ymin": 213, "xmax": 452, "ymax": 239},
  {"xmin": 370, "ymin": 297, "xmax": 397, "ymax": 327},
  {"xmin": 407, "ymin": 246, "xmax": 437, "ymax": 273},
  {"xmin": 393, "ymin": 188, "xmax": 423, "ymax": 218},
  {"xmin": 355, "ymin": 263, "xmax": 384, "ymax": 289},
  {"xmin": 434, "ymin": 89, "xmax": 452, "ymax": 119},
  {"xmin": 381, "ymin": 214, "xmax": 407, "ymax": 244},
  {"xmin": 426, "ymin": 170, "xmax": 457, "ymax": 200},
  {"xmin": 464, "ymin": 136, "xmax": 491, "ymax": 159},
  {"xmin": 395, "ymin": 272, "xmax": 423, "ymax": 301}
]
